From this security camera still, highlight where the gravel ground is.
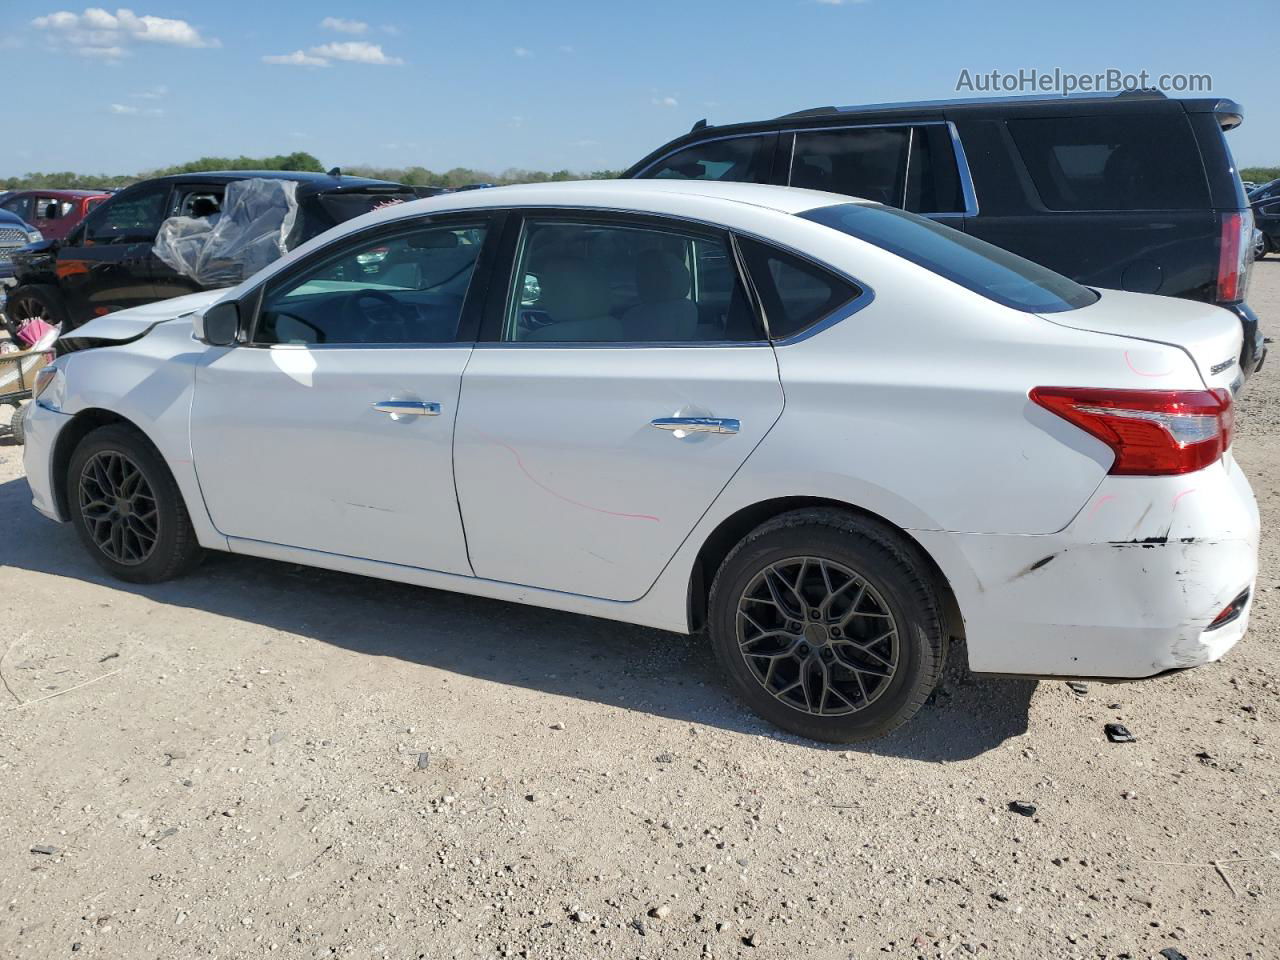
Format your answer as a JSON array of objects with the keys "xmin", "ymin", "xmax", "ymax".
[{"xmin": 0, "ymin": 263, "xmax": 1277, "ymax": 960}]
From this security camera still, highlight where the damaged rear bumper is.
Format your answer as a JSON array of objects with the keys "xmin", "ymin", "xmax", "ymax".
[{"xmin": 914, "ymin": 455, "xmax": 1259, "ymax": 678}]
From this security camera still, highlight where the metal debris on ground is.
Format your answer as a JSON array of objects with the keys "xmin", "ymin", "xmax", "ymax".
[
  {"xmin": 30, "ymin": 844, "xmax": 57, "ymax": 855},
  {"xmin": 1008, "ymin": 800, "xmax": 1037, "ymax": 817},
  {"xmin": 1066, "ymin": 681, "xmax": 1088, "ymax": 695},
  {"xmin": 416, "ymin": 752, "xmax": 430, "ymax": 770}
]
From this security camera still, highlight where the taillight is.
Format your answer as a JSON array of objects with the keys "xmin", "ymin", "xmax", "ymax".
[
  {"xmin": 1216, "ymin": 210, "xmax": 1253, "ymax": 303},
  {"xmin": 1030, "ymin": 387, "xmax": 1233, "ymax": 476}
]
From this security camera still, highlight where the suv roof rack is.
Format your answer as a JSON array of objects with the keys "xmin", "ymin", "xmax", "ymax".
[{"xmin": 776, "ymin": 89, "xmax": 1170, "ymax": 120}]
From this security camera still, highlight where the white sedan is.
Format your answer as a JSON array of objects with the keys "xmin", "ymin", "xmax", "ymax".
[{"xmin": 23, "ymin": 181, "xmax": 1258, "ymax": 742}]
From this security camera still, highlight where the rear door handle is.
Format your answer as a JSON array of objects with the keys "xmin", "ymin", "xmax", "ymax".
[
  {"xmin": 372, "ymin": 400, "xmax": 441, "ymax": 417},
  {"xmin": 650, "ymin": 417, "xmax": 739, "ymax": 435}
]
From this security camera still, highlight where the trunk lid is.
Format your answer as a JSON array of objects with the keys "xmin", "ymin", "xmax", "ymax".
[{"xmin": 1039, "ymin": 288, "xmax": 1244, "ymax": 393}]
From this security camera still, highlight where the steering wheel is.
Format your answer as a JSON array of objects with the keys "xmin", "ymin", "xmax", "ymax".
[{"xmin": 342, "ymin": 289, "xmax": 415, "ymax": 339}]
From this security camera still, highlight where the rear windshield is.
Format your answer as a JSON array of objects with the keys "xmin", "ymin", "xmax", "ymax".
[{"xmin": 800, "ymin": 202, "xmax": 1098, "ymax": 313}]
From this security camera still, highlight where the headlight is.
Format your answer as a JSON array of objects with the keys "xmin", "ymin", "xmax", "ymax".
[
  {"xmin": 33, "ymin": 361, "xmax": 64, "ymax": 411},
  {"xmin": 26, "ymin": 229, "xmax": 42, "ymax": 244}
]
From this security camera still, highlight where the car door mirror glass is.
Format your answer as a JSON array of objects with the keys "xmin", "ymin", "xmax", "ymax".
[{"xmin": 195, "ymin": 301, "xmax": 240, "ymax": 346}]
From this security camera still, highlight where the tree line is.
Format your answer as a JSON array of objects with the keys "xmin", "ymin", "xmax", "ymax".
[
  {"xmin": 0, "ymin": 152, "xmax": 622, "ymax": 191},
  {"xmin": 3, "ymin": 152, "xmax": 1274, "ymax": 193}
]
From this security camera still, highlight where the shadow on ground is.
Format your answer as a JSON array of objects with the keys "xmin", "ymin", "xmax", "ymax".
[{"xmin": 0, "ymin": 475, "xmax": 1034, "ymax": 760}]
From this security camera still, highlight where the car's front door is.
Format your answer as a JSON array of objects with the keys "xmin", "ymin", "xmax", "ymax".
[
  {"xmin": 189, "ymin": 216, "xmax": 498, "ymax": 574},
  {"xmin": 453, "ymin": 213, "xmax": 785, "ymax": 602},
  {"xmin": 57, "ymin": 181, "xmax": 170, "ymax": 327}
]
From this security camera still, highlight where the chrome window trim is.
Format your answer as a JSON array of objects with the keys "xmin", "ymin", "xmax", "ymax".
[{"xmin": 636, "ymin": 119, "xmax": 979, "ymax": 219}]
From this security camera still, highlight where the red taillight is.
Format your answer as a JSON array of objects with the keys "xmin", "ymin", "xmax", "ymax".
[
  {"xmin": 1216, "ymin": 210, "xmax": 1253, "ymax": 303},
  {"xmin": 1030, "ymin": 387, "xmax": 1233, "ymax": 476}
]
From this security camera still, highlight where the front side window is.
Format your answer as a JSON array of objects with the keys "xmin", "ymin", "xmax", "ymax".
[
  {"xmin": 1, "ymin": 195, "xmax": 33, "ymax": 222},
  {"xmin": 85, "ymin": 184, "xmax": 169, "ymax": 244},
  {"xmin": 790, "ymin": 127, "xmax": 911, "ymax": 206},
  {"xmin": 641, "ymin": 135, "xmax": 774, "ymax": 183},
  {"xmin": 503, "ymin": 219, "xmax": 759, "ymax": 343},
  {"xmin": 255, "ymin": 223, "xmax": 487, "ymax": 345},
  {"xmin": 801, "ymin": 202, "xmax": 1098, "ymax": 313},
  {"xmin": 1007, "ymin": 114, "xmax": 1209, "ymax": 211}
]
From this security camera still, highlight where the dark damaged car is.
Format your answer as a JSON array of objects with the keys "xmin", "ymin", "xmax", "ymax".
[{"xmin": 6, "ymin": 170, "xmax": 416, "ymax": 336}]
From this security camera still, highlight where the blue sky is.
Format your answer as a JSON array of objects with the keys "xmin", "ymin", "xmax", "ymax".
[{"xmin": 1, "ymin": 0, "xmax": 1276, "ymax": 177}]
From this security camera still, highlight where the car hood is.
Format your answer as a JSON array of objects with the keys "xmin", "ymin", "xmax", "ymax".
[
  {"xmin": 63, "ymin": 289, "xmax": 226, "ymax": 343},
  {"xmin": 1038, "ymin": 288, "xmax": 1244, "ymax": 393}
]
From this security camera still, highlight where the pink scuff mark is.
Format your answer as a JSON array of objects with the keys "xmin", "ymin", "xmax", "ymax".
[
  {"xmin": 482, "ymin": 435, "xmax": 660, "ymax": 523},
  {"xmin": 1086, "ymin": 494, "xmax": 1117, "ymax": 518},
  {"xmin": 1124, "ymin": 351, "xmax": 1173, "ymax": 378},
  {"xmin": 1172, "ymin": 488, "xmax": 1196, "ymax": 509}
]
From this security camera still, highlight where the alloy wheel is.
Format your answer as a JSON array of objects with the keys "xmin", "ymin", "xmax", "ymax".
[
  {"xmin": 735, "ymin": 556, "xmax": 900, "ymax": 716},
  {"xmin": 78, "ymin": 450, "xmax": 160, "ymax": 565}
]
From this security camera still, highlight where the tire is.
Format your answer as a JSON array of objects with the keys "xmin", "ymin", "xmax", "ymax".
[
  {"xmin": 1253, "ymin": 231, "xmax": 1268, "ymax": 261},
  {"xmin": 67, "ymin": 424, "xmax": 202, "ymax": 583},
  {"xmin": 6, "ymin": 284, "xmax": 69, "ymax": 332},
  {"xmin": 9, "ymin": 402, "xmax": 27, "ymax": 446},
  {"xmin": 707, "ymin": 509, "xmax": 945, "ymax": 742}
]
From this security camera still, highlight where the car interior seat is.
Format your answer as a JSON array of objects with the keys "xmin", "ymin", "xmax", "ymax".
[
  {"xmin": 622, "ymin": 249, "xmax": 698, "ymax": 340},
  {"xmin": 523, "ymin": 255, "xmax": 620, "ymax": 341}
]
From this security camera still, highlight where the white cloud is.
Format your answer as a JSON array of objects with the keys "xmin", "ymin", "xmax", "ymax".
[
  {"xmin": 513, "ymin": 46, "xmax": 532, "ymax": 58},
  {"xmin": 320, "ymin": 16, "xmax": 367, "ymax": 34},
  {"xmin": 309, "ymin": 40, "xmax": 402, "ymax": 65},
  {"xmin": 109, "ymin": 102, "xmax": 162, "ymax": 116},
  {"xmin": 652, "ymin": 96, "xmax": 679, "ymax": 108},
  {"xmin": 32, "ymin": 7, "xmax": 219, "ymax": 58},
  {"xmin": 130, "ymin": 84, "xmax": 166, "ymax": 99},
  {"xmin": 263, "ymin": 50, "xmax": 330, "ymax": 67}
]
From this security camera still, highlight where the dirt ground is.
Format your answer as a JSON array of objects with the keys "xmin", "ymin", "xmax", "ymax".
[{"xmin": 1, "ymin": 262, "xmax": 1277, "ymax": 960}]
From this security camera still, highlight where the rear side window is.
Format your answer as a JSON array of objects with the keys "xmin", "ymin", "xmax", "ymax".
[
  {"xmin": 801, "ymin": 202, "xmax": 1098, "ymax": 313},
  {"xmin": 790, "ymin": 127, "xmax": 910, "ymax": 206},
  {"xmin": 1007, "ymin": 115, "xmax": 1209, "ymax": 211},
  {"xmin": 738, "ymin": 236, "xmax": 861, "ymax": 340},
  {"xmin": 905, "ymin": 125, "xmax": 965, "ymax": 214},
  {"xmin": 640, "ymin": 135, "xmax": 774, "ymax": 183}
]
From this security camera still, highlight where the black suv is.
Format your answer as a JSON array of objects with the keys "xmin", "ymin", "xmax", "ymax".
[
  {"xmin": 626, "ymin": 91, "xmax": 1264, "ymax": 378},
  {"xmin": 7, "ymin": 170, "xmax": 416, "ymax": 334},
  {"xmin": 1251, "ymin": 180, "xmax": 1280, "ymax": 259}
]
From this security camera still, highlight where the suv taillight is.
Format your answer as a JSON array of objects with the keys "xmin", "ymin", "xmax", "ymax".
[
  {"xmin": 1030, "ymin": 387, "xmax": 1233, "ymax": 476},
  {"xmin": 1216, "ymin": 210, "xmax": 1253, "ymax": 303}
]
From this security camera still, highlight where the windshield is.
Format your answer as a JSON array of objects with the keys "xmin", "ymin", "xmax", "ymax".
[{"xmin": 799, "ymin": 203, "xmax": 1099, "ymax": 313}]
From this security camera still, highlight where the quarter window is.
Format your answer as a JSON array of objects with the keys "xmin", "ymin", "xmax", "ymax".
[
  {"xmin": 255, "ymin": 223, "xmax": 487, "ymax": 345},
  {"xmin": 737, "ymin": 236, "xmax": 862, "ymax": 340},
  {"xmin": 503, "ymin": 219, "xmax": 759, "ymax": 343},
  {"xmin": 641, "ymin": 135, "xmax": 774, "ymax": 183},
  {"xmin": 1007, "ymin": 115, "xmax": 1209, "ymax": 211}
]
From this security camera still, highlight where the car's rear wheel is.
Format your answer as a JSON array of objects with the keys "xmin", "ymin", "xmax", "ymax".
[
  {"xmin": 67, "ymin": 424, "xmax": 202, "ymax": 583},
  {"xmin": 1253, "ymin": 230, "xmax": 1268, "ymax": 261},
  {"xmin": 707, "ymin": 510, "xmax": 945, "ymax": 742}
]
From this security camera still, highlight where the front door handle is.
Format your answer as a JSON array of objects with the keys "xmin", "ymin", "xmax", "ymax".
[
  {"xmin": 650, "ymin": 417, "xmax": 740, "ymax": 435},
  {"xmin": 372, "ymin": 400, "xmax": 441, "ymax": 417}
]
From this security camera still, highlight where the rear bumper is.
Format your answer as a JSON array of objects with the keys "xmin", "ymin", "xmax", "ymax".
[
  {"xmin": 1230, "ymin": 301, "xmax": 1266, "ymax": 379},
  {"xmin": 915, "ymin": 456, "xmax": 1258, "ymax": 678},
  {"xmin": 22, "ymin": 402, "xmax": 71, "ymax": 522}
]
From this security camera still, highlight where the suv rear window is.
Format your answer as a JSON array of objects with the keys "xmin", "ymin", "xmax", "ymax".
[
  {"xmin": 801, "ymin": 202, "xmax": 1098, "ymax": 313},
  {"xmin": 1007, "ymin": 115, "xmax": 1209, "ymax": 211}
]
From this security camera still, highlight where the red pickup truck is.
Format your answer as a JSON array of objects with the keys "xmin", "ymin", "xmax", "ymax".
[{"xmin": 0, "ymin": 189, "xmax": 111, "ymax": 243}]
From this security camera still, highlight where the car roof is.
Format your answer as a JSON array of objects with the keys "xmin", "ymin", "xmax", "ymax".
[
  {"xmin": 386, "ymin": 178, "xmax": 864, "ymax": 218},
  {"xmin": 143, "ymin": 170, "xmax": 408, "ymax": 192},
  {"xmin": 7, "ymin": 188, "xmax": 111, "ymax": 199}
]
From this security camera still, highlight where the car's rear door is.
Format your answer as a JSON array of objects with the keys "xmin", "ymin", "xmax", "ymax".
[
  {"xmin": 452, "ymin": 211, "xmax": 784, "ymax": 602},
  {"xmin": 190, "ymin": 214, "xmax": 499, "ymax": 574},
  {"xmin": 150, "ymin": 182, "xmax": 227, "ymax": 300}
]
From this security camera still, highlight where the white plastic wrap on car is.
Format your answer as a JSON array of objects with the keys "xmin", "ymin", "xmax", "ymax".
[{"xmin": 152, "ymin": 178, "xmax": 299, "ymax": 288}]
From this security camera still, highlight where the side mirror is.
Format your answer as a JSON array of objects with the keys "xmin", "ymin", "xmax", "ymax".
[{"xmin": 194, "ymin": 300, "xmax": 240, "ymax": 346}]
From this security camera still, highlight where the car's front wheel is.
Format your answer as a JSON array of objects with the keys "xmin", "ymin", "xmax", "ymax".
[
  {"xmin": 707, "ymin": 510, "xmax": 946, "ymax": 742},
  {"xmin": 67, "ymin": 424, "xmax": 202, "ymax": 583}
]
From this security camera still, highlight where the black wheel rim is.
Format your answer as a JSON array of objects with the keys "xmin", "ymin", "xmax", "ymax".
[
  {"xmin": 736, "ymin": 556, "xmax": 900, "ymax": 717},
  {"xmin": 12, "ymin": 295, "xmax": 51, "ymax": 324},
  {"xmin": 78, "ymin": 451, "xmax": 159, "ymax": 565}
]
